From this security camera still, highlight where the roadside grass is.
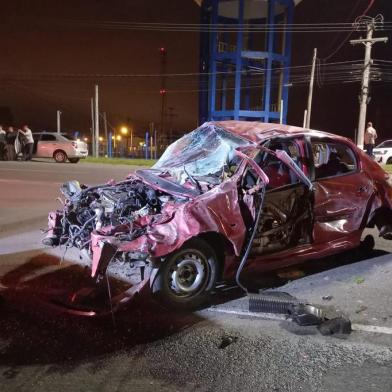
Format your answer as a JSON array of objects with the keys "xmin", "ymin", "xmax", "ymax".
[
  {"xmin": 384, "ymin": 165, "xmax": 392, "ymax": 173},
  {"xmin": 82, "ymin": 157, "xmax": 156, "ymax": 167}
]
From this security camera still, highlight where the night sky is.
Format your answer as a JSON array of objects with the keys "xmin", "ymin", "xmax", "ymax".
[{"xmin": 0, "ymin": 0, "xmax": 391, "ymax": 141}]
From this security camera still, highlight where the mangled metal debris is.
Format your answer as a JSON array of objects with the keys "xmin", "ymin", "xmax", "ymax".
[
  {"xmin": 41, "ymin": 121, "xmax": 392, "ymax": 313},
  {"xmin": 248, "ymin": 290, "xmax": 351, "ymax": 335}
]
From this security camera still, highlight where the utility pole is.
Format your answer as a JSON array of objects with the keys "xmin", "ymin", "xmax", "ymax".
[
  {"xmin": 159, "ymin": 47, "xmax": 167, "ymax": 154},
  {"xmin": 103, "ymin": 112, "xmax": 108, "ymax": 156},
  {"xmin": 94, "ymin": 85, "xmax": 99, "ymax": 157},
  {"xmin": 305, "ymin": 48, "xmax": 317, "ymax": 129},
  {"xmin": 350, "ymin": 16, "xmax": 388, "ymax": 148},
  {"xmin": 56, "ymin": 110, "xmax": 62, "ymax": 133},
  {"xmin": 165, "ymin": 107, "xmax": 178, "ymax": 144},
  {"xmin": 90, "ymin": 97, "xmax": 95, "ymax": 156},
  {"xmin": 149, "ymin": 122, "xmax": 155, "ymax": 159}
]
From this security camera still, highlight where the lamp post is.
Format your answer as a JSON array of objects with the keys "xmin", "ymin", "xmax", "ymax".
[
  {"xmin": 116, "ymin": 134, "xmax": 122, "ymax": 157},
  {"xmin": 120, "ymin": 126, "xmax": 129, "ymax": 158},
  {"xmin": 99, "ymin": 136, "xmax": 103, "ymax": 156}
]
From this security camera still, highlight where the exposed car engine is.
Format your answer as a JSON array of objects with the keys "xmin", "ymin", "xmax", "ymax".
[{"xmin": 45, "ymin": 178, "xmax": 177, "ymax": 251}]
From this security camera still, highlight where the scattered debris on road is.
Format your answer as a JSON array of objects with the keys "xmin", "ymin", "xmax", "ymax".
[
  {"xmin": 219, "ymin": 335, "xmax": 238, "ymax": 349},
  {"xmin": 355, "ymin": 305, "xmax": 368, "ymax": 314},
  {"xmin": 318, "ymin": 317, "xmax": 352, "ymax": 336},
  {"xmin": 248, "ymin": 290, "xmax": 352, "ymax": 335},
  {"xmin": 354, "ymin": 276, "xmax": 365, "ymax": 284}
]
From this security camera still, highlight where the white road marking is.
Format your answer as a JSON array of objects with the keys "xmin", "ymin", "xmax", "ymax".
[
  {"xmin": 0, "ymin": 168, "xmax": 85, "ymax": 174},
  {"xmin": 206, "ymin": 307, "xmax": 392, "ymax": 336},
  {"xmin": 352, "ymin": 323, "xmax": 392, "ymax": 335},
  {"xmin": 0, "ymin": 178, "xmax": 62, "ymax": 186},
  {"xmin": 206, "ymin": 307, "xmax": 287, "ymax": 321}
]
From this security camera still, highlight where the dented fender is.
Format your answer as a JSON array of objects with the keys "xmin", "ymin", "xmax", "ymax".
[{"xmin": 90, "ymin": 177, "xmax": 251, "ymax": 277}]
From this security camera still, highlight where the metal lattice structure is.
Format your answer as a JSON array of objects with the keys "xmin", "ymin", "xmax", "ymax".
[{"xmin": 198, "ymin": 0, "xmax": 300, "ymax": 124}]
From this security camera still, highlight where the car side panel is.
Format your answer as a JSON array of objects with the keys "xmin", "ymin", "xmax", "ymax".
[
  {"xmin": 36, "ymin": 140, "xmax": 54, "ymax": 158},
  {"xmin": 312, "ymin": 172, "xmax": 374, "ymax": 246}
]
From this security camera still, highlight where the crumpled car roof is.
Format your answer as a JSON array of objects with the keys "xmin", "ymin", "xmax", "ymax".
[{"xmin": 214, "ymin": 121, "xmax": 350, "ymax": 144}]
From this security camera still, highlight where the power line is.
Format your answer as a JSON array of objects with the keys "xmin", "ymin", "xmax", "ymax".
[
  {"xmin": 322, "ymin": 0, "xmax": 377, "ymax": 60},
  {"xmin": 0, "ymin": 60, "xmax": 364, "ymax": 80},
  {"xmin": 10, "ymin": 18, "xmax": 388, "ymax": 34}
]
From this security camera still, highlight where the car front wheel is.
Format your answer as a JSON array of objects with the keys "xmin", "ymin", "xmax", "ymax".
[
  {"xmin": 69, "ymin": 158, "xmax": 80, "ymax": 164},
  {"xmin": 53, "ymin": 150, "xmax": 67, "ymax": 163},
  {"xmin": 150, "ymin": 238, "xmax": 219, "ymax": 310}
]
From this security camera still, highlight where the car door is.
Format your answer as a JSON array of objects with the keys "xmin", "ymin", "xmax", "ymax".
[
  {"xmin": 310, "ymin": 138, "xmax": 374, "ymax": 246},
  {"xmin": 242, "ymin": 137, "xmax": 315, "ymax": 257},
  {"xmin": 36, "ymin": 134, "xmax": 58, "ymax": 158}
]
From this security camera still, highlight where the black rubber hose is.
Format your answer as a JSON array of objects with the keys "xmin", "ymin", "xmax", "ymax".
[{"xmin": 235, "ymin": 187, "xmax": 266, "ymax": 292}]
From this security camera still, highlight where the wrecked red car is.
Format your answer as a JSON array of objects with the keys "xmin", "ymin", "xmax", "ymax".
[{"xmin": 43, "ymin": 121, "xmax": 392, "ymax": 310}]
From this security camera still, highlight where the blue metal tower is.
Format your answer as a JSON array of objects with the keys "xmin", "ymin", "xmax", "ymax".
[{"xmin": 198, "ymin": 0, "xmax": 300, "ymax": 124}]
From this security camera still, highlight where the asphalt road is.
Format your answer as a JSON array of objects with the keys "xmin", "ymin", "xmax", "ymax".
[
  {"xmin": 1, "ymin": 160, "xmax": 392, "ymax": 391},
  {"xmin": 0, "ymin": 160, "xmax": 135, "ymax": 236}
]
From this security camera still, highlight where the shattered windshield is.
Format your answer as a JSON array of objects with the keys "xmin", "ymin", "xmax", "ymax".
[{"xmin": 153, "ymin": 124, "xmax": 249, "ymax": 183}]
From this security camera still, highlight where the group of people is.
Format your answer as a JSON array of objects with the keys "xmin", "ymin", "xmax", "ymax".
[{"xmin": 0, "ymin": 125, "xmax": 34, "ymax": 161}]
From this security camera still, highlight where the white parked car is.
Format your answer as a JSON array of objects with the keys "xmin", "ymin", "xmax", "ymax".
[
  {"xmin": 373, "ymin": 140, "xmax": 392, "ymax": 165},
  {"xmin": 32, "ymin": 132, "xmax": 88, "ymax": 163}
]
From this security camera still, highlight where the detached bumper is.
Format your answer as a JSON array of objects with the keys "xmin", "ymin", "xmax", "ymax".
[
  {"xmin": 90, "ymin": 232, "xmax": 150, "ymax": 278},
  {"xmin": 42, "ymin": 211, "xmax": 63, "ymax": 246}
]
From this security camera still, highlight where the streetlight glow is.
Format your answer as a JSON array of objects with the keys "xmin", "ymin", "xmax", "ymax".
[
  {"xmin": 120, "ymin": 126, "xmax": 128, "ymax": 135},
  {"xmin": 116, "ymin": 135, "xmax": 122, "ymax": 141}
]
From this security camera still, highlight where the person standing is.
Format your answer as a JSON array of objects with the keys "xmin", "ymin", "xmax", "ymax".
[
  {"xmin": 5, "ymin": 126, "xmax": 17, "ymax": 161},
  {"xmin": 0, "ymin": 125, "xmax": 6, "ymax": 160},
  {"xmin": 364, "ymin": 122, "xmax": 378, "ymax": 157},
  {"xmin": 19, "ymin": 125, "xmax": 34, "ymax": 161}
]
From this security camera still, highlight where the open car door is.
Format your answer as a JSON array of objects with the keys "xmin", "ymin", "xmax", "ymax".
[{"xmin": 237, "ymin": 137, "xmax": 314, "ymax": 259}]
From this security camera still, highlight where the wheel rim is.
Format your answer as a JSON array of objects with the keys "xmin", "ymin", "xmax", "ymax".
[
  {"xmin": 56, "ymin": 152, "xmax": 65, "ymax": 162},
  {"xmin": 169, "ymin": 251, "xmax": 210, "ymax": 298}
]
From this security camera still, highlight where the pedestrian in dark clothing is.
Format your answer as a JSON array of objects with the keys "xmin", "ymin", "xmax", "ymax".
[
  {"xmin": 19, "ymin": 125, "xmax": 34, "ymax": 161},
  {"xmin": 5, "ymin": 126, "xmax": 17, "ymax": 161},
  {"xmin": 0, "ymin": 125, "xmax": 6, "ymax": 160}
]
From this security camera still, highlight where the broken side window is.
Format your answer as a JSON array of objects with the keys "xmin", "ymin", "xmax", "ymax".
[
  {"xmin": 257, "ymin": 140, "xmax": 302, "ymax": 189},
  {"xmin": 311, "ymin": 140, "xmax": 357, "ymax": 180}
]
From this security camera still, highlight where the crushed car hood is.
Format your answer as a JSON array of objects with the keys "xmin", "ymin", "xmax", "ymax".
[{"xmin": 134, "ymin": 169, "xmax": 201, "ymax": 199}]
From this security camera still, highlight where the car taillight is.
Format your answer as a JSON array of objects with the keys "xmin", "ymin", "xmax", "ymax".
[{"xmin": 72, "ymin": 142, "xmax": 77, "ymax": 148}]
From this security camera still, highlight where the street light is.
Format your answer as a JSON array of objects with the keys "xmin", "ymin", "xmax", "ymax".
[
  {"xmin": 99, "ymin": 136, "xmax": 103, "ymax": 142},
  {"xmin": 116, "ymin": 135, "xmax": 122, "ymax": 141},
  {"xmin": 120, "ymin": 126, "xmax": 128, "ymax": 135}
]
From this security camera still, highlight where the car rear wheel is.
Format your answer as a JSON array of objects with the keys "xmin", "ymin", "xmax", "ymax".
[
  {"xmin": 69, "ymin": 158, "xmax": 80, "ymax": 164},
  {"xmin": 387, "ymin": 157, "xmax": 392, "ymax": 164},
  {"xmin": 53, "ymin": 150, "xmax": 67, "ymax": 163},
  {"xmin": 150, "ymin": 238, "xmax": 219, "ymax": 310}
]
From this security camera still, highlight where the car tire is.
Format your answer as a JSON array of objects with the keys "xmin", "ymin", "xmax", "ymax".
[
  {"xmin": 53, "ymin": 150, "xmax": 67, "ymax": 163},
  {"xmin": 387, "ymin": 157, "xmax": 392, "ymax": 164},
  {"xmin": 150, "ymin": 238, "xmax": 219, "ymax": 310},
  {"xmin": 69, "ymin": 158, "xmax": 80, "ymax": 164}
]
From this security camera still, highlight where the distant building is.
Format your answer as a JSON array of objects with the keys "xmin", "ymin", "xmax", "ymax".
[{"xmin": 196, "ymin": 0, "xmax": 302, "ymax": 124}]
